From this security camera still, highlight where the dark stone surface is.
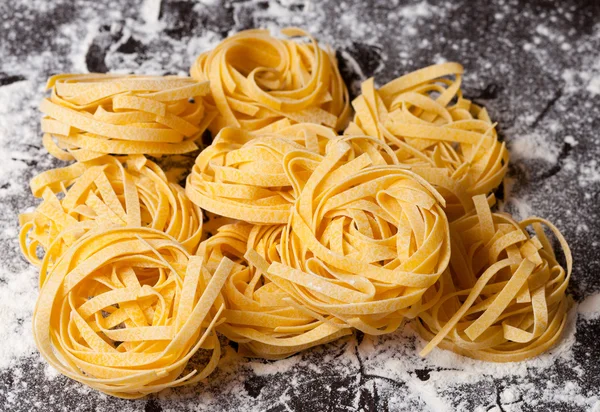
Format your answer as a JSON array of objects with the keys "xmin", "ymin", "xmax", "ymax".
[{"xmin": 0, "ymin": 0, "xmax": 599, "ymax": 411}]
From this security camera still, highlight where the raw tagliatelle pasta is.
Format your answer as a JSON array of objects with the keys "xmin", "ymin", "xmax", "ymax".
[
  {"xmin": 199, "ymin": 223, "xmax": 351, "ymax": 358},
  {"xmin": 19, "ymin": 155, "xmax": 202, "ymax": 273},
  {"xmin": 185, "ymin": 123, "xmax": 399, "ymax": 224},
  {"xmin": 40, "ymin": 74, "xmax": 214, "ymax": 161},
  {"xmin": 33, "ymin": 227, "xmax": 235, "ymax": 398},
  {"xmin": 346, "ymin": 62, "xmax": 509, "ymax": 220},
  {"xmin": 190, "ymin": 27, "xmax": 350, "ymax": 134},
  {"xmin": 252, "ymin": 140, "xmax": 451, "ymax": 334},
  {"xmin": 20, "ymin": 23, "xmax": 576, "ymax": 399},
  {"xmin": 414, "ymin": 194, "xmax": 572, "ymax": 362}
]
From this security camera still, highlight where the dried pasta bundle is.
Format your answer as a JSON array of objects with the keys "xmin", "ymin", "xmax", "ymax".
[
  {"xmin": 190, "ymin": 28, "xmax": 350, "ymax": 134},
  {"xmin": 415, "ymin": 195, "xmax": 572, "ymax": 362},
  {"xmin": 186, "ymin": 124, "xmax": 336, "ymax": 224},
  {"xmin": 346, "ymin": 62, "xmax": 509, "ymax": 220},
  {"xmin": 40, "ymin": 74, "xmax": 213, "ymax": 161},
  {"xmin": 19, "ymin": 155, "xmax": 202, "ymax": 272},
  {"xmin": 186, "ymin": 123, "xmax": 397, "ymax": 224},
  {"xmin": 33, "ymin": 227, "xmax": 235, "ymax": 398},
  {"xmin": 199, "ymin": 223, "xmax": 351, "ymax": 359},
  {"xmin": 256, "ymin": 140, "xmax": 451, "ymax": 335}
]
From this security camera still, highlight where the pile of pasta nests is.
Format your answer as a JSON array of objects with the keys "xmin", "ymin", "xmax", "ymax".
[{"xmin": 19, "ymin": 28, "xmax": 573, "ymax": 399}]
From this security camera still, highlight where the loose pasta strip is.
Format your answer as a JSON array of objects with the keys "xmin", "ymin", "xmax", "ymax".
[
  {"xmin": 19, "ymin": 155, "xmax": 202, "ymax": 272},
  {"xmin": 186, "ymin": 124, "xmax": 398, "ymax": 224},
  {"xmin": 256, "ymin": 140, "xmax": 450, "ymax": 334},
  {"xmin": 414, "ymin": 194, "xmax": 572, "ymax": 362},
  {"xmin": 190, "ymin": 28, "xmax": 350, "ymax": 134},
  {"xmin": 346, "ymin": 63, "xmax": 509, "ymax": 220},
  {"xmin": 199, "ymin": 223, "xmax": 351, "ymax": 359},
  {"xmin": 40, "ymin": 74, "xmax": 213, "ymax": 160},
  {"xmin": 33, "ymin": 227, "xmax": 234, "ymax": 398}
]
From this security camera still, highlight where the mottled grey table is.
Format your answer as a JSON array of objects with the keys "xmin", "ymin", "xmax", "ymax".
[{"xmin": 1, "ymin": 0, "xmax": 599, "ymax": 411}]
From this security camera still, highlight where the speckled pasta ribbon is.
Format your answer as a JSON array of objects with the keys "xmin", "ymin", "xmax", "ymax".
[
  {"xmin": 186, "ymin": 124, "xmax": 399, "ymax": 224},
  {"xmin": 199, "ymin": 223, "xmax": 351, "ymax": 358},
  {"xmin": 414, "ymin": 194, "xmax": 572, "ymax": 362},
  {"xmin": 40, "ymin": 74, "xmax": 214, "ymax": 160},
  {"xmin": 190, "ymin": 28, "xmax": 350, "ymax": 134},
  {"xmin": 346, "ymin": 62, "xmax": 509, "ymax": 220},
  {"xmin": 19, "ymin": 155, "xmax": 202, "ymax": 273},
  {"xmin": 33, "ymin": 227, "xmax": 234, "ymax": 398},
  {"xmin": 252, "ymin": 140, "xmax": 451, "ymax": 334}
]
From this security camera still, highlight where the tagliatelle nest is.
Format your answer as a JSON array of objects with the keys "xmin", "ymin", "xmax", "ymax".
[
  {"xmin": 346, "ymin": 62, "xmax": 509, "ymax": 220},
  {"xmin": 186, "ymin": 123, "xmax": 399, "ymax": 224},
  {"xmin": 33, "ymin": 227, "xmax": 235, "ymax": 399},
  {"xmin": 40, "ymin": 74, "xmax": 214, "ymax": 161},
  {"xmin": 199, "ymin": 223, "xmax": 351, "ymax": 359},
  {"xmin": 253, "ymin": 140, "xmax": 451, "ymax": 335},
  {"xmin": 19, "ymin": 155, "xmax": 202, "ymax": 274},
  {"xmin": 414, "ymin": 195, "xmax": 572, "ymax": 362},
  {"xmin": 190, "ymin": 27, "xmax": 350, "ymax": 134}
]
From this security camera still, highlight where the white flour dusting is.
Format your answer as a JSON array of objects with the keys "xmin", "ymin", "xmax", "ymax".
[
  {"xmin": 0, "ymin": 267, "xmax": 38, "ymax": 369},
  {"xmin": 508, "ymin": 132, "xmax": 560, "ymax": 164},
  {"xmin": 578, "ymin": 293, "xmax": 600, "ymax": 321}
]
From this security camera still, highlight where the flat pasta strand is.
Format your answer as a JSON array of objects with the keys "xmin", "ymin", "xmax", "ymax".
[
  {"xmin": 19, "ymin": 155, "xmax": 203, "ymax": 273},
  {"xmin": 346, "ymin": 63, "xmax": 509, "ymax": 220},
  {"xmin": 41, "ymin": 74, "xmax": 213, "ymax": 160},
  {"xmin": 414, "ymin": 194, "xmax": 572, "ymax": 362},
  {"xmin": 190, "ymin": 28, "xmax": 350, "ymax": 134},
  {"xmin": 199, "ymin": 222, "xmax": 351, "ymax": 358},
  {"xmin": 33, "ymin": 227, "xmax": 234, "ymax": 398}
]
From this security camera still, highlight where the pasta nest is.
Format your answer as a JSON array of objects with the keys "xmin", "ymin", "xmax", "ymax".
[
  {"xmin": 20, "ymin": 155, "xmax": 203, "ymax": 273},
  {"xmin": 33, "ymin": 227, "xmax": 234, "ymax": 398},
  {"xmin": 346, "ymin": 62, "xmax": 509, "ymax": 220},
  {"xmin": 40, "ymin": 74, "xmax": 213, "ymax": 161},
  {"xmin": 190, "ymin": 27, "xmax": 350, "ymax": 134},
  {"xmin": 415, "ymin": 195, "xmax": 572, "ymax": 362},
  {"xmin": 199, "ymin": 223, "xmax": 351, "ymax": 359},
  {"xmin": 185, "ymin": 123, "xmax": 398, "ymax": 224},
  {"xmin": 256, "ymin": 140, "xmax": 451, "ymax": 335}
]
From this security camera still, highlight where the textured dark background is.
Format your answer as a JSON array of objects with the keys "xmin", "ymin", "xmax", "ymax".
[{"xmin": 0, "ymin": 0, "xmax": 599, "ymax": 411}]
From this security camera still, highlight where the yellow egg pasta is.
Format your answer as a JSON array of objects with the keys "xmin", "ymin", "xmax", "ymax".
[
  {"xmin": 186, "ymin": 123, "xmax": 335, "ymax": 224},
  {"xmin": 33, "ymin": 227, "xmax": 234, "ymax": 398},
  {"xmin": 19, "ymin": 155, "xmax": 202, "ymax": 272},
  {"xmin": 186, "ymin": 123, "xmax": 399, "ymax": 224},
  {"xmin": 414, "ymin": 194, "xmax": 572, "ymax": 362},
  {"xmin": 190, "ymin": 28, "xmax": 350, "ymax": 134},
  {"xmin": 255, "ymin": 140, "xmax": 451, "ymax": 335},
  {"xmin": 20, "ymin": 30, "xmax": 576, "ymax": 395},
  {"xmin": 199, "ymin": 223, "xmax": 351, "ymax": 359},
  {"xmin": 347, "ymin": 63, "xmax": 509, "ymax": 220},
  {"xmin": 40, "ymin": 74, "xmax": 214, "ymax": 160}
]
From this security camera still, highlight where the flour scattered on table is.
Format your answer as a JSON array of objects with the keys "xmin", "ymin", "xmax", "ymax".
[
  {"xmin": 578, "ymin": 293, "xmax": 600, "ymax": 321},
  {"xmin": 509, "ymin": 132, "xmax": 560, "ymax": 164}
]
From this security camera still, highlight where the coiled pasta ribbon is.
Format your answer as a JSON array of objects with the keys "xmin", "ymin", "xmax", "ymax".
[
  {"xmin": 199, "ymin": 223, "xmax": 351, "ymax": 359},
  {"xmin": 190, "ymin": 28, "xmax": 350, "ymax": 134},
  {"xmin": 346, "ymin": 62, "xmax": 509, "ymax": 220},
  {"xmin": 40, "ymin": 74, "xmax": 213, "ymax": 161},
  {"xmin": 33, "ymin": 227, "xmax": 234, "ymax": 398},
  {"xmin": 415, "ymin": 194, "xmax": 572, "ymax": 362},
  {"xmin": 186, "ymin": 124, "xmax": 399, "ymax": 224},
  {"xmin": 19, "ymin": 155, "xmax": 202, "ymax": 274},
  {"xmin": 255, "ymin": 140, "xmax": 450, "ymax": 334}
]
